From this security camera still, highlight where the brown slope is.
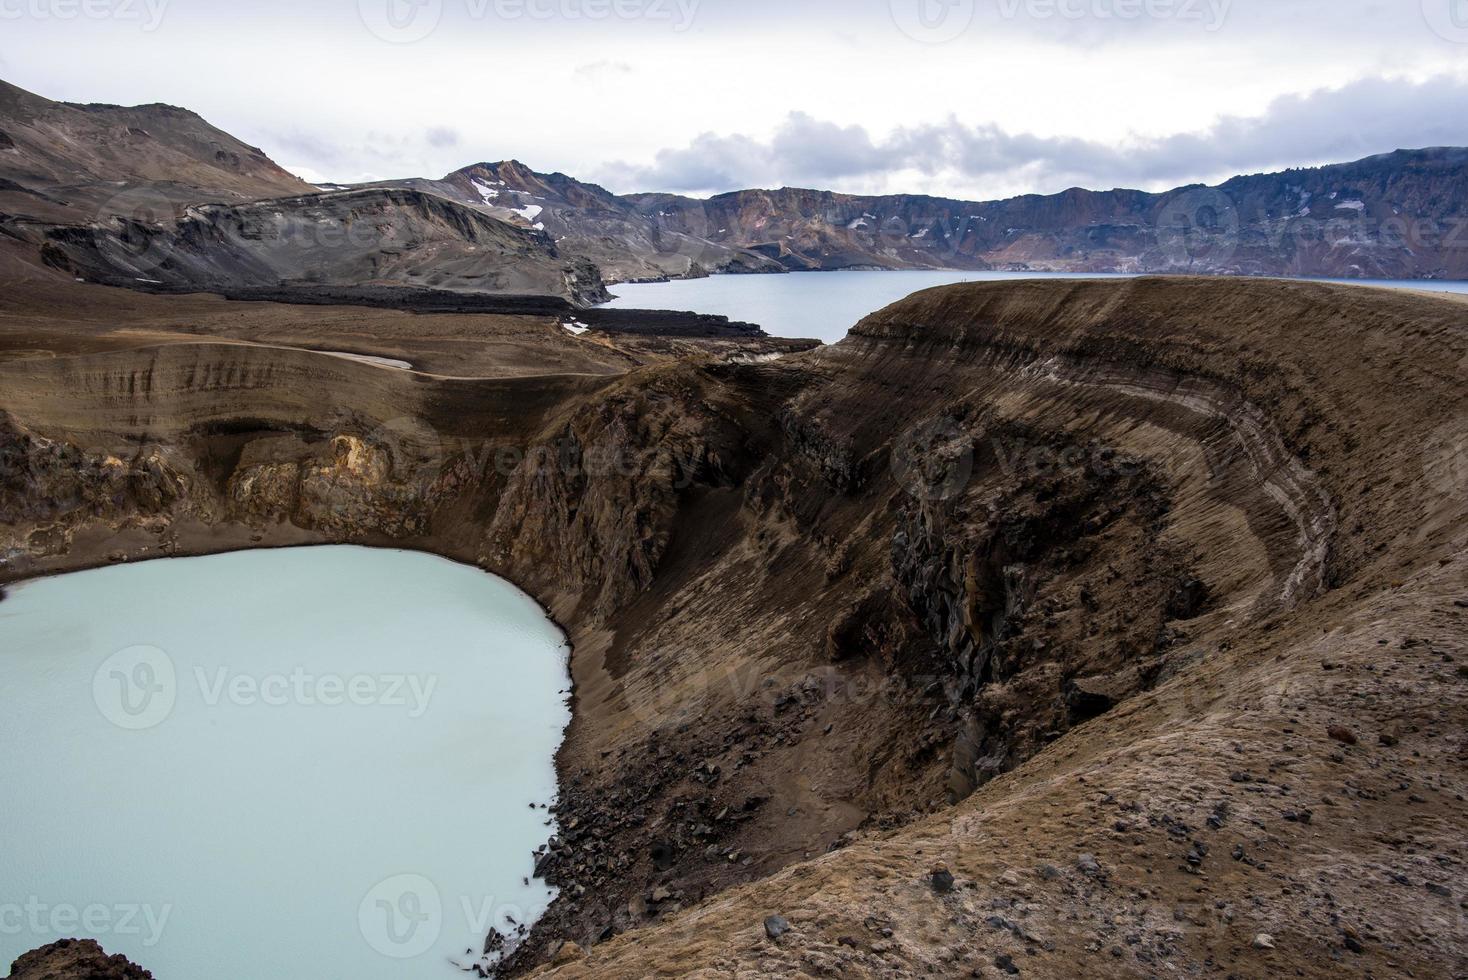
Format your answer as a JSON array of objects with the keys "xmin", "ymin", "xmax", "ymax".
[
  {"xmin": 505, "ymin": 276, "xmax": 1468, "ymax": 977},
  {"xmin": 0, "ymin": 78, "xmax": 311, "ymax": 222}
]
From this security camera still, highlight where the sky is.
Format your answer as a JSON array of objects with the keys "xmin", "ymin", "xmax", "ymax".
[{"xmin": 1, "ymin": 0, "xmax": 1466, "ymax": 200}]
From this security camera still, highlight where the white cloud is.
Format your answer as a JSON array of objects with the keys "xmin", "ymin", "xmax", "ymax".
[
  {"xmin": 281, "ymin": 163, "xmax": 329, "ymax": 184},
  {"xmin": 595, "ymin": 75, "xmax": 1468, "ymax": 198}
]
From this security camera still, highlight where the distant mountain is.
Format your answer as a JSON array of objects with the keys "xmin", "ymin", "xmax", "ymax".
[
  {"xmin": 0, "ymin": 79, "xmax": 311, "ymax": 223},
  {"xmin": 617, "ymin": 147, "xmax": 1468, "ymax": 281},
  {"xmin": 365, "ymin": 149, "xmax": 1468, "ymax": 284}
]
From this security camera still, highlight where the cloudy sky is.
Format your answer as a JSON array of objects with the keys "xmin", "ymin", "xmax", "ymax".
[{"xmin": 2, "ymin": 0, "xmax": 1466, "ymax": 199}]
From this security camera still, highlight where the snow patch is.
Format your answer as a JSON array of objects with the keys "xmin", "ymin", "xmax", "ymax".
[{"xmin": 471, "ymin": 179, "xmax": 501, "ymax": 203}]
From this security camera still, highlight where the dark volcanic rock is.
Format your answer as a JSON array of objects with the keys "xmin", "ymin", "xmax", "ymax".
[
  {"xmin": 39, "ymin": 188, "xmax": 610, "ymax": 306},
  {"xmin": 7, "ymin": 939, "xmax": 153, "ymax": 979}
]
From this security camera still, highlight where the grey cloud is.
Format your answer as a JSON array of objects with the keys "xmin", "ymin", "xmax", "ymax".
[
  {"xmin": 597, "ymin": 75, "xmax": 1468, "ymax": 197},
  {"xmin": 426, "ymin": 127, "xmax": 461, "ymax": 149}
]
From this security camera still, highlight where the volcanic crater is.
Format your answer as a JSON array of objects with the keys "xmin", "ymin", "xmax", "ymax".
[{"xmin": 4, "ymin": 274, "xmax": 1466, "ymax": 978}]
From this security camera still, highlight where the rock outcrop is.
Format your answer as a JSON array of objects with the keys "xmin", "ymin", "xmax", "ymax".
[{"xmin": 6, "ymin": 939, "xmax": 152, "ymax": 980}]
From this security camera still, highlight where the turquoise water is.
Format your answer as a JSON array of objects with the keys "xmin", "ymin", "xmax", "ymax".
[
  {"xmin": 0, "ymin": 547, "xmax": 570, "ymax": 978},
  {"xmin": 604, "ymin": 270, "xmax": 1468, "ymax": 344}
]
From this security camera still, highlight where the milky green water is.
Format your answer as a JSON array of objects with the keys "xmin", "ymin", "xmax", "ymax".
[{"xmin": 0, "ymin": 546, "xmax": 570, "ymax": 978}]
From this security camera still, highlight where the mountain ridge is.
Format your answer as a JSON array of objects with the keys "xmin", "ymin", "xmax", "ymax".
[
  {"xmin": 3, "ymin": 75, "xmax": 1466, "ymax": 304},
  {"xmin": 407, "ymin": 144, "xmax": 1468, "ymax": 282}
]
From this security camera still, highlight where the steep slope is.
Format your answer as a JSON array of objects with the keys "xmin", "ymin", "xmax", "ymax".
[
  {"xmin": 506, "ymin": 276, "xmax": 1468, "ymax": 977},
  {"xmin": 30, "ymin": 187, "xmax": 609, "ymax": 304},
  {"xmin": 2, "ymin": 278, "xmax": 1465, "ymax": 978},
  {"xmin": 0, "ymin": 79, "xmax": 310, "ymax": 222}
]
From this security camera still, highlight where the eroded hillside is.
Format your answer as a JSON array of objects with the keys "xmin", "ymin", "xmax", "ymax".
[{"xmin": 2, "ymin": 277, "xmax": 1465, "ymax": 978}]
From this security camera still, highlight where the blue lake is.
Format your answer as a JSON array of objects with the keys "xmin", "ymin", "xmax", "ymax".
[
  {"xmin": 0, "ymin": 546, "xmax": 570, "ymax": 978},
  {"xmin": 604, "ymin": 270, "xmax": 1468, "ymax": 344}
]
